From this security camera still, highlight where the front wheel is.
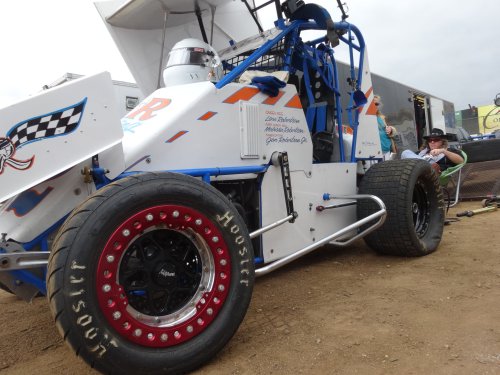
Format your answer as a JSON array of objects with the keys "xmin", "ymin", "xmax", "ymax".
[
  {"xmin": 47, "ymin": 172, "xmax": 254, "ymax": 374},
  {"xmin": 358, "ymin": 159, "xmax": 445, "ymax": 256}
]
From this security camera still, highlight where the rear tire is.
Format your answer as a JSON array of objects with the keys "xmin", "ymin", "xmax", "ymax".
[
  {"xmin": 47, "ymin": 172, "xmax": 254, "ymax": 374},
  {"xmin": 358, "ymin": 159, "xmax": 445, "ymax": 256}
]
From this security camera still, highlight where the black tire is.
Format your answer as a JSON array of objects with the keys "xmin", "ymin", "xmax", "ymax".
[
  {"xmin": 47, "ymin": 172, "xmax": 254, "ymax": 374},
  {"xmin": 358, "ymin": 159, "xmax": 445, "ymax": 256},
  {"xmin": 462, "ymin": 139, "xmax": 500, "ymax": 163}
]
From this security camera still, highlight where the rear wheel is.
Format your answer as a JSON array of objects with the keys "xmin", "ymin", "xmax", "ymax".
[
  {"xmin": 358, "ymin": 159, "xmax": 444, "ymax": 256},
  {"xmin": 47, "ymin": 172, "xmax": 254, "ymax": 374}
]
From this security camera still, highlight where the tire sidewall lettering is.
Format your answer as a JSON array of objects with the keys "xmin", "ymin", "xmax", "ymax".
[
  {"xmin": 67, "ymin": 259, "xmax": 117, "ymax": 359},
  {"xmin": 216, "ymin": 210, "xmax": 252, "ymax": 286}
]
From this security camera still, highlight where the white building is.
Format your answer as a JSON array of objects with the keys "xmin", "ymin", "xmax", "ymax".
[{"xmin": 45, "ymin": 73, "xmax": 144, "ymax": 117}]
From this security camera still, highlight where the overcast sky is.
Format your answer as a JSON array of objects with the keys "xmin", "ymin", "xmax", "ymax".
[{"xmin": 0, "ymin": 0, "xmax": 498, "ymax": 111}]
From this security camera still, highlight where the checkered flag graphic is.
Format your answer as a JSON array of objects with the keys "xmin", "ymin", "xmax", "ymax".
[{"xmin": 7, "ymin": 98, "xmax": 87, "ymax": 149}]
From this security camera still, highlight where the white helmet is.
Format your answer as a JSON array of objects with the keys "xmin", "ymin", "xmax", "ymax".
[{"xmin": 163, "ymin": 38, "xmax": 223, "ymax": 87}]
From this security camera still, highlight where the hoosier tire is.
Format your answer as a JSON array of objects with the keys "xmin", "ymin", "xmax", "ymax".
[
  {"xmin": 358, "ymin": 159, "xmax": 445, "ymax": 256},
  {"xmin": 47, "ymin": 172, "xmax": 254, "ymax": 375}
]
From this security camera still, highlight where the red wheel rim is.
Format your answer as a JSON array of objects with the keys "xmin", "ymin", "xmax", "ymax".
[{"xmin": 96, "ymin": 205, "xmax": 231, "ymax": 347}]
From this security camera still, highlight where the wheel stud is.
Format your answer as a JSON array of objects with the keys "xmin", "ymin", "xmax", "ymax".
[
  {"xmin": 102, "ymin": 284, "xmax": 111, "ymax": 292},
  {"xmin": 122, "ymin": 229, "xmax": 131, "ymax": 237},
  {"xmin": 160, "ymin": 333, "xmax": 168, "ymax": 342},
  {"xmin": 145, "ymin": 213, "xmax": 154, "ymax": 221},
  {"xmin": 133, "ymin": 329, "xmax": 142, "ymax": 337},
  {"xmin": 113, "ymin": 311, "xmax": 122, "ymax": 320}
]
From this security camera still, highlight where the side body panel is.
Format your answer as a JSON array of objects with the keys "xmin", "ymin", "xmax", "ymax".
[
  {"xmin": 353, "ymin": 49, "xmax": 384, "ymax": 160},
  {"xmin": 121, "ymin": 82, "xmax": 312, "ymax": 175},
  {"xmin": 0, "ymin": 162, "xmax": 95, "ymax": 242},
  {"xmin": 261, "ymin": 162, "xmax": 357, "ymax": 262}
]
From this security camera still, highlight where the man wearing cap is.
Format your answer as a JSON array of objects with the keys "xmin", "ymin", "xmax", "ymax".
[{"xmin": 401, "ymin": 128, "xmax": 464, "ymax": 173}]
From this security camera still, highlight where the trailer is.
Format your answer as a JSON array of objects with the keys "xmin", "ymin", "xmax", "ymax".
[
  {"xmin": 45, "ymin": 72, "xmax": 145, "ymax": 117},
  {"xmin": 0, "ymin": 1, "xmax": 445, "ymax": 374},
  {"xmin": 334, "ymin": 64, "xmax": 457, "ymax": 153}
]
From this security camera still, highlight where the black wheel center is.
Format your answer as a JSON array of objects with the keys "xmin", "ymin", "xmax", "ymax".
[
  {"xmin": 119, "ymin": 229, "xmax": 203, "ymax": 316},
  {"xmin": 154, "ymin": 262, "xmax": 177, "ymax": 287}
]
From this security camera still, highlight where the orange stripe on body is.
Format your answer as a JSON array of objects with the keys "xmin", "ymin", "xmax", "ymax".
[
  {"xmin": 357, "ymin": 87, "xmax": 374, "ymax": 114},
  {"xmin": 365, "ymin": 87, "xmax": 373, "ymax": 99},
  {"xmin": 365, "ymin": 100, "xmax": 378, "ymax": 115},
  {"xmin": 284, "ymin": 94, "xmax": 302, "ymax": 109},
  {"xmin": 198, "ymin": 111, "xmax": 217, "ymax": 121},
  {"xmin": 165, "ymin": 131, "xmax": 188, "ymax": 143},
  {"xmin": 262, "ymin": 91, "xmax": 285, "ymax": 105},
  {"xmin": 223, "ymin": 87, "xmax": 260, "ymax": 104},
  {"xmin": 365, "ymin": 86, "xmax": 378, "ymax": 115}
]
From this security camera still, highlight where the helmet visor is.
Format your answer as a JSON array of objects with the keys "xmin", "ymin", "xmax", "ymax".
[{"xmin": 166, "ymin": 47, "xmax": 209, "ymax": 67}]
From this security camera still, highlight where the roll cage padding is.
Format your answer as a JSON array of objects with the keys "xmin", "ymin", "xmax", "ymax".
[{"xmin": 288, "ymin": 4, "xmax": 339, "ymax": 46}]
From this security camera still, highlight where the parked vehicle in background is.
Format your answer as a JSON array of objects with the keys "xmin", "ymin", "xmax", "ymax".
[{"xmin": 452, "ymin": 126, "xmax": 500, "ymax": 162}]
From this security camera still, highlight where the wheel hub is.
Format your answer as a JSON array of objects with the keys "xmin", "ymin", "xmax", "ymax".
[
  {"xmin": 154, "ymin": 262, "xmax": 177, "ymax": 287},
  {"xmin": 413, "ymin": 181, "xmax": 431, "ymax": 238}
]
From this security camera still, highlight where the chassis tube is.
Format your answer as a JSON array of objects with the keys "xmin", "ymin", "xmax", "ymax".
[{"xmin": 255, "ymin": 194, "xmax": 386, "ymax": 277}]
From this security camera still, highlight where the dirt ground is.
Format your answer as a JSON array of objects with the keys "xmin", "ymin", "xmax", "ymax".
[{"xmin": 1, "ymin": 200, "xmax": 499, "ymax": 375}]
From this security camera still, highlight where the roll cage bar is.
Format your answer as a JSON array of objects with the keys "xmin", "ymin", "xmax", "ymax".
[{"xmin": 216, "ymin": 15, "xmax": 367, "ymax": 164}]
